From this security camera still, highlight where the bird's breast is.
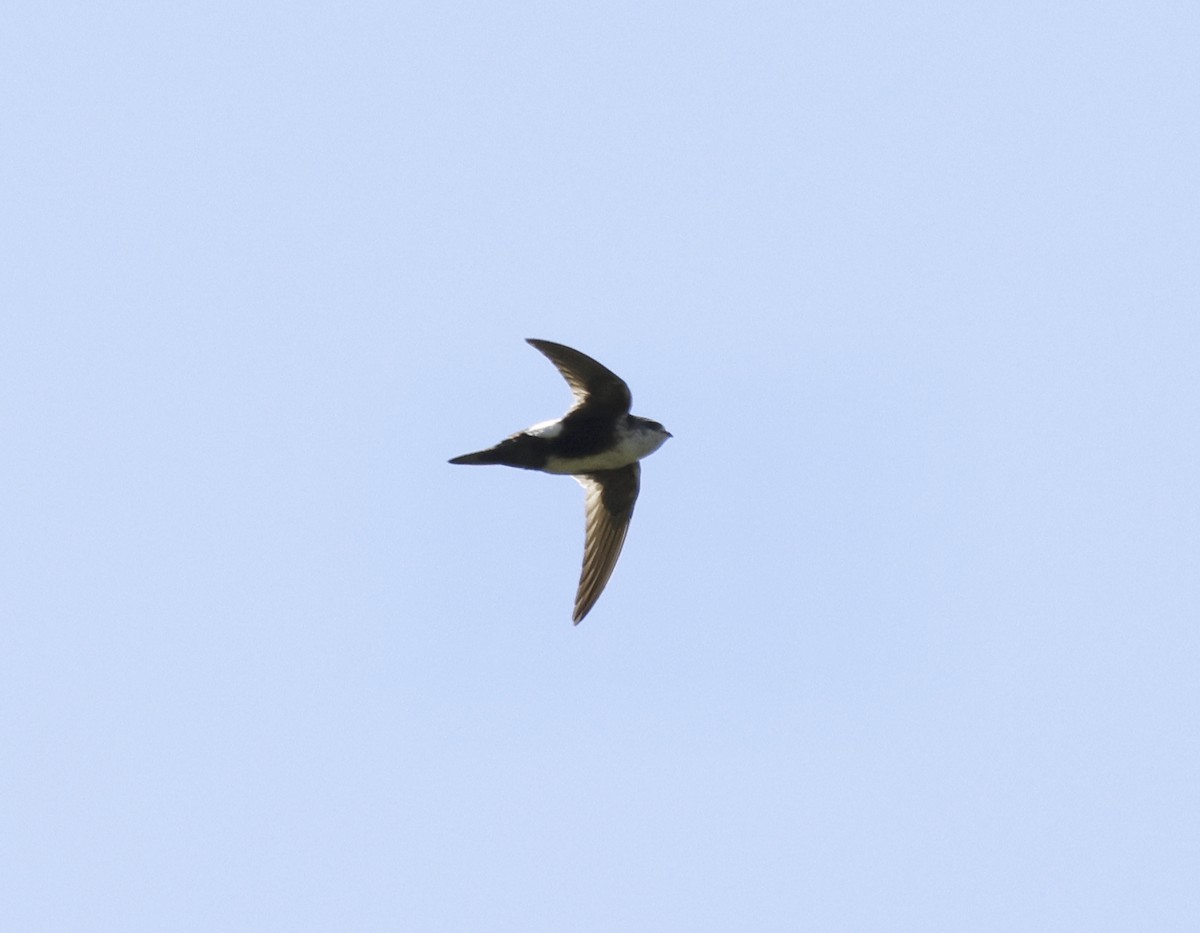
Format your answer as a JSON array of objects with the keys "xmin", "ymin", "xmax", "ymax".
[{"xmin": 541, "ymin": 427, "xmax": 668, "ymax": 474}]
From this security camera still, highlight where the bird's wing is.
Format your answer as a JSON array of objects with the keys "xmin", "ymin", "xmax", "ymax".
[
  {"xmin": 573, "ymin": 463, "xmax": 640, "ymax": 623},
  {"xmin": 526, "ymin": 338, "xmax": 632, "ymax": 417}
]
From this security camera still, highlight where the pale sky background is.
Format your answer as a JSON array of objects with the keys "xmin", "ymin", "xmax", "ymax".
[{"xmin": 3, "ymin": 2, "xmax": 1199, "ymax": 930}]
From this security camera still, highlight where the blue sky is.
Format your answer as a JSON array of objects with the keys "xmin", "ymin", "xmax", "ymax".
[{"xmin": 3, "ymin": 1, "xmax": 1198, "ymax": 930}]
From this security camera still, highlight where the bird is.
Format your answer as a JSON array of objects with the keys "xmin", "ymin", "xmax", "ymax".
[{"xmin": 449, "ymin": 339, "xmax": 672, "ymax": 624}]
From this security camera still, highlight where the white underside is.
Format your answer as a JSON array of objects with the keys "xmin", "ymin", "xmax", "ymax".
[{"xmin": 540, "ymin": 427, "xmax": 670, "ymax": 474}]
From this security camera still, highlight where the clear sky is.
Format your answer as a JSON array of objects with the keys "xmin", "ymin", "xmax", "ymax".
[{"xmin": 3, "ymin": 2, "xmax": 1198, "ymax": 930}]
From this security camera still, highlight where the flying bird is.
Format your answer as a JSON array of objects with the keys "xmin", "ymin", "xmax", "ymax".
[{"xmin": 449, "ymin": 339, "xmax": 671, "ymax": 624}]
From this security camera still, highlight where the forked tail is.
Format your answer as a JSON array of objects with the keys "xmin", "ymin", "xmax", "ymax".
[
  {"xmin": 448, "ymin": 448, "xmax": 506, "ymax": 465},
  {"xmin": 448, "ymin": 434, "xmax": 546, "ymax": 469}
]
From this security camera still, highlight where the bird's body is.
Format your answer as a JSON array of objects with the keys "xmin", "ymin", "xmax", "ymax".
[
  {"xmin": 449, "ymin": 339, "xmax": 671, "ymax": 624},
  {"xmin": 452, "ymin": 413, "xmax": 667, "ymax": 474}
]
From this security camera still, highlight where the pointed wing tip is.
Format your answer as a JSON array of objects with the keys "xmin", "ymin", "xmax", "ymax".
[{"xmin": 525, "ymin": 338, "xmax": 557, "ymax": 358}]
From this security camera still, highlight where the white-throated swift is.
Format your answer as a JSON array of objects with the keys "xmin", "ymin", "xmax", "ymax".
[{"xmin": 449, "ymin": 339, "xmax": 671, "ymax": 624}]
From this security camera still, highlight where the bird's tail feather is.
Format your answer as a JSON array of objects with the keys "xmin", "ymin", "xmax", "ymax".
[
  {"xmin": 448, "ymin": 435, "xmax": 545, "ymax": 469},
  {"xmin": 448, "ymin": 448, "xmax": 506, "ymax": 465}
]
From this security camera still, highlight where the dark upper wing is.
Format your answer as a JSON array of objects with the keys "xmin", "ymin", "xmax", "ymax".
[
  {"xmin": 572, "ymin": 463, "xmax": 640, "ymax": 624},
  {"xmin": 526, "ymin": 339, "xmax": 632, "ymax": 418}
]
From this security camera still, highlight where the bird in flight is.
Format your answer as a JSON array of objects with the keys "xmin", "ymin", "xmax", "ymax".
[{"xmin": 449, "ymin": 339, "xmax": 672, "ymax": 624}]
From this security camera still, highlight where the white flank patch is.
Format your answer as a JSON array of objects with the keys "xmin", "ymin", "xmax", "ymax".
[{"xmin": 527, "ymin": 418, "xmax": 564, "ymax": 439}]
